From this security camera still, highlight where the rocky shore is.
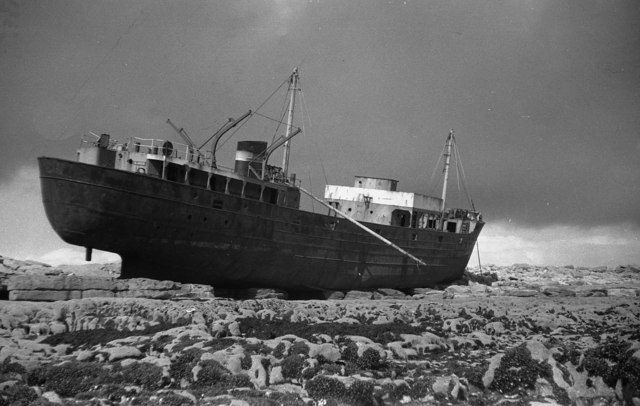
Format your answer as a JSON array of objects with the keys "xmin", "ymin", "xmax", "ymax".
[{"xmin": 0, "ymin": 255, "xmax": 639, "ymax": 405}]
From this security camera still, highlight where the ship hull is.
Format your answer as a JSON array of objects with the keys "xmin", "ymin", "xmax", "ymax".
[{"xmin": 39, "ymin": 157, "xmax": 483, "ymax": 291}]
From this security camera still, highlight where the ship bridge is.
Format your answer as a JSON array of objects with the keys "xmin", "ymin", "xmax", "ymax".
[{"xmin": 324, "ymin": 176, "xmax": 479, "ymax": 233}]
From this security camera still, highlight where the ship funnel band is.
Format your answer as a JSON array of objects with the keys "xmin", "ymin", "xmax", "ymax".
[{"xmin": 234, "ymin": 141, "xmax": 267, "ymax": 178}]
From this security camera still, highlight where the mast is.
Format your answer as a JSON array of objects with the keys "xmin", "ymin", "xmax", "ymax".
[
  {"xmin": 441, "ymin": 129, "xmax": 454, "ymax": 211},
  {"xmin": 281, "ymin": 67, "xmax": 299, "ymax": 180}
]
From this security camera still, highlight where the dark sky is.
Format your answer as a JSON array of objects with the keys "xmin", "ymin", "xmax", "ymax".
[{"xmin": 1, "ymin": 0, "xmax": 639, "ymax": 265}]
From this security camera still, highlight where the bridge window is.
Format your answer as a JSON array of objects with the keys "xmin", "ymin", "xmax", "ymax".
[
  {"xmin": 391, "ymin": 209, "xmax": 411, "ymax": 227},
  {"xmin": 244, "ymin": 182, "xmax": 261, "ymax": 200},
  {"xmin": 165, "ymin": 162, "xmax": 186, "ymax": 182},
  {"xmin": 263, "ymin": 187, "xmax": 279, "ymax": 204},
  {"xmin": 209, "ymin": 174, "xmax": 227, "ymax": 192},
  {"xmin": 189, "ymin": 168, "xmax": 208, "ymax": 188},
  {"xmin": 228, "ymin": 179, "xmax": 243, "ymax": 196}
]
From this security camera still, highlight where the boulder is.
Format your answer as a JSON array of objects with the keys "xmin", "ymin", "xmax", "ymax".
[
  {"xmin": 484, "ymin": 321, "xmax": 506, "ymax": 335},
  {"xmin": 248, "ymin": 355, "xmax": 268, "ymax": 388},
  {"xmin": 344, "ymin": 291, "xmax": 372, "ymax": 300},
  {"xmin": 81, "ymin": 289, "xmax": 115, "ymax": 298},
  {"xmin": 307, "ymin": 343, "xmax": 341, "ymax": 362},
  {"xmin": 542, "ymin": 286, "xmax": 577, "ymax": 297},
  {"xmin": 115, "ymin": 290, "xmax": 173, "ymax": 299},
  {"xmin": 607, "ymin": 288, "xmax": 637, "ymax": 297},
  {"xmin": 102, "ymin": 346, "xmax": 142, "ymax": 362},
  {"xmin": 375, "ymin": 288, "xmax": 407, "ymax": 298},
  {"xmin": 482, "ymin": 353, "xmax": 504, "ymax": 388},
  {"xmin": 9, "ymin": 290, "xmax": 82, "ymax": 301},
  {"xmin": 499, "ymin": 288, "xmax": 539, "ymax": 297},
  {"xmin": 7, "ymin": 275, "xmax": 116, "ymax": 291},
  {"xmin": 322, "ymin": 290, "xmax": 345, "ymax": 300},
  {"xmin": 42, "ymin": 391, "xmax": 63, "ymax": 404}
]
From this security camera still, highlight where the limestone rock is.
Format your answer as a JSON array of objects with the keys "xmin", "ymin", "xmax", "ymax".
[
  {"xmin": 42, "ymin": 391, "xmax": 63, "ymax": 404},
  {"xmin": 499, "ymin": 288, "xmax": 539, "ymax": 297},
  {"xmin": 542, "ymin": 286, "xmax": 577, "ymax": 297},
  {"xmin": 323, "ymin": 290, "xmax": 345, "ymax": 300},
  {"xmin": 344, "ymin": 291, "xmax": 372, "ymax": 300},
  {"xmin": 482, "ymin": 353, "xmax": 504, "ymax": 388},
  {"xmin": 81, "ymin": 289, "xmax": 115, "ymax": 298},
  {"xmin": 484, "ymin": 321, "xmax": 506, "ymax": 335},
  {"xmin": 9, "ymin": 290, "xmax": 82, "ymax": 301},
  {"xmin": 7, "ymin": 274, "xmax": 116, "ymax": 291},
  {"xmin": 248, "ymin": 355, "xmax": 268, "ymax": 388},
  {"xmin": 607, "ymin": 288, "xmax": 637, "ymax": 297},
  {"xmin": 307, "ymin": 343, "xmax": 340, "ymax": 362},
  {"xmin": 102, "ymin": 346, "xmax": 142, "ymax": 362},
  {"xmin": 375, "ymin": 288, "xmax": 407, "ymax": 298}
]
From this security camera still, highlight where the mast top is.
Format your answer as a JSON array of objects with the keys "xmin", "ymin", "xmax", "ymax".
[
  {"xmin": 281, "ymin": 67, "xmax": 299, "ymax": 179},
  {"xmin": 440, "ymin": 129, "xmax": 454, "ymax": 212}
]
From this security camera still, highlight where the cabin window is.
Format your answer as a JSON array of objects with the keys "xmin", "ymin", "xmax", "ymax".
[
  {"xmin": 263, "ymin": 187, "xmax": 279, "ymax": 204},
  {"xmin": 209, "ymin": 174, "xmax": 227, "ymax": 192},
  {"xmin": 446, "ymin": 221, "xmax": 457, "ymax": 233},
  {"xmin": 244, "ymin": 182, "xmax": 261, "ymax": 200},
  {"xmin": 391, "ymin": 209, "xmax": 411, "ymax": 227},
  {"xmin": 147, "ymin": 159, "xmax": 163, "ymax": 178},
  {"xmin": 228, "ymin": 179, "xmax": 243, "ymax": 196},
  {"xmin": 189, "ymin": 169, "xmax": 208, "ymax": 188},
  {"xmin": 212, "ymin": 199, "xmax": 223, "ymax": 209},
  {"xmin": 166, "ymin": 162, "xmax": 186, "ymax": 183},
  {"xmin": 427, "ymin": 218, "xmax": 437, "ymax": 229}
]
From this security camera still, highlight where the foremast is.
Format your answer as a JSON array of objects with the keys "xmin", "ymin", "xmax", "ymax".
[
  {"xmin": 441, "ymin": 129, "xmax": 454, "ymax": 211},
  {"xmin": 281, "ymin": 67, "xmax": 299, "ymax": 180}
]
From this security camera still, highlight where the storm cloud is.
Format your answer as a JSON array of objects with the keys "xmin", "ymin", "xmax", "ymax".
[{"xmin": 1, "ymin": 1, "xmax": 638, "ymax": 265}]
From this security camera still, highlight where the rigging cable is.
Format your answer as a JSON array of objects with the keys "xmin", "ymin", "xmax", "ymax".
[
  {"xmin": 452, "ymin": 139, "xmax": 476, "ymax": 211},
  {"xmin": 271, "ymin": 92, "xmax": 291, "ymax": 145},
  {"xmin": 427, "ymin": 139, "xmax": 447, "ymax": 196},
  {"xmin": 300, "ymin": 86, "xmax": 328, "ymax": 186},
  {"xmin": 216, "ymin": 76, "xmax": 289, "ymax": 151}
]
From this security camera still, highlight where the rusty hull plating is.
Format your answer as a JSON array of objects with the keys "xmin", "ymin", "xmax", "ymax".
[{"xmin": 38, "ymin": 152, "xmax": 482, "ymax": 291}]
